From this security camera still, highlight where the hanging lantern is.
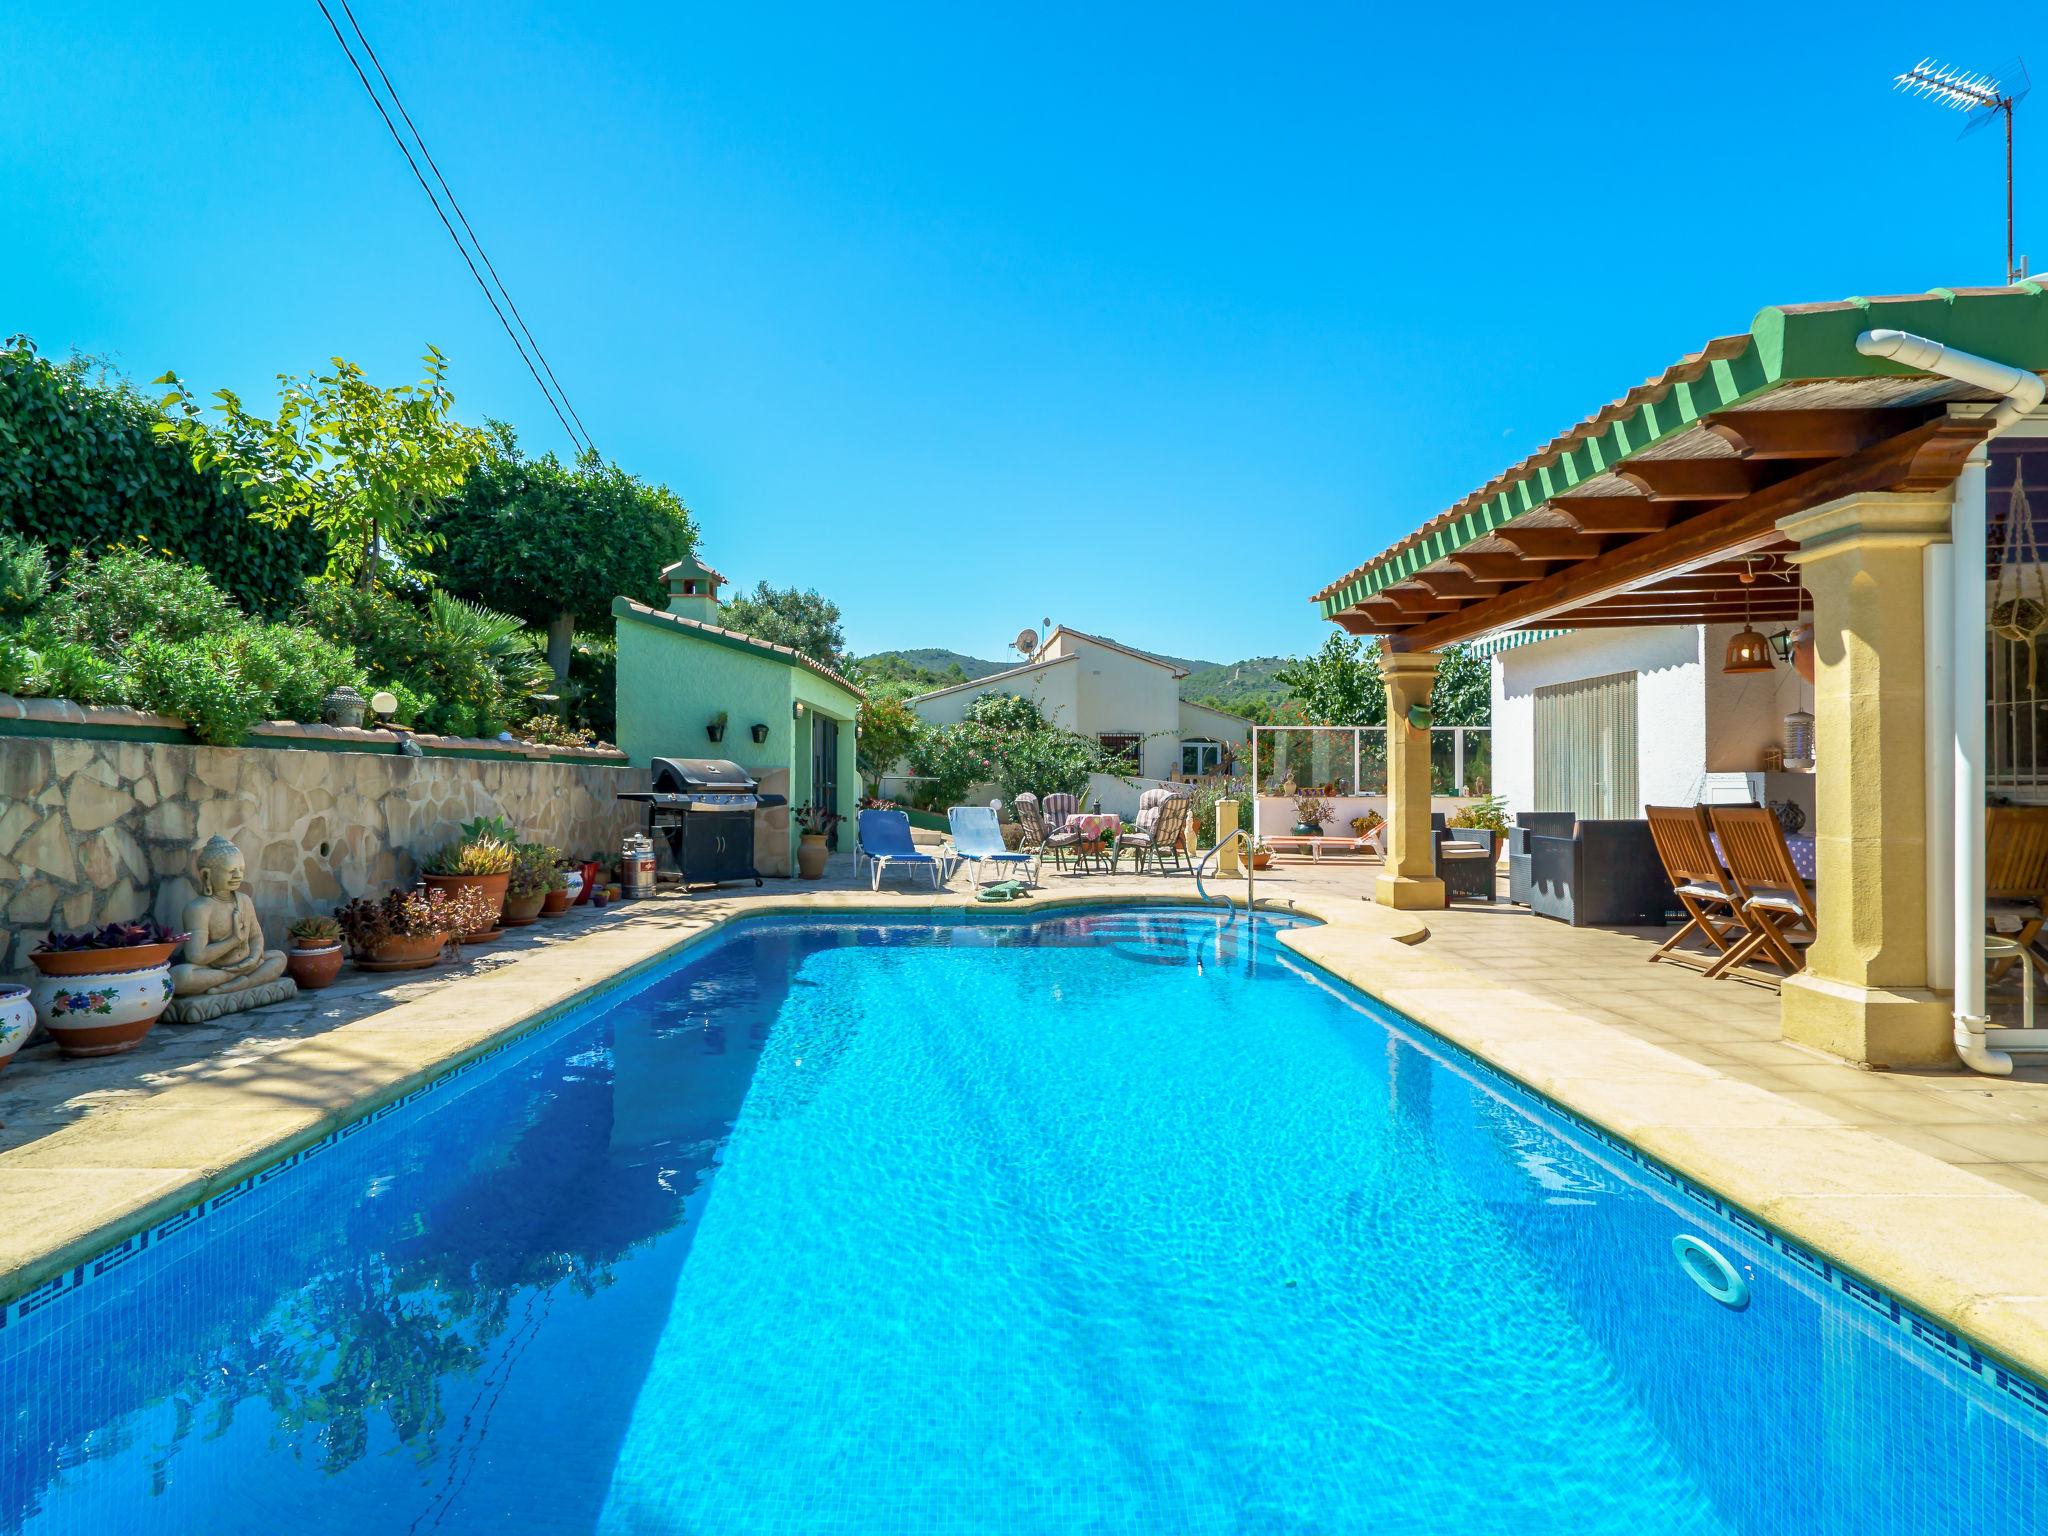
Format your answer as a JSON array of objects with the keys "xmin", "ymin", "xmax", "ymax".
[
  {"xmin": 1784, "ymin": 709, "xmax": 1815, "ymax": 770},
  {"xmin": 1723, "ymin": 626, "xmax": 1775, "ymax": 673},
  {"xmin": 1721, "ymin": 560, "xmax": 1778, "ymax": 675}
]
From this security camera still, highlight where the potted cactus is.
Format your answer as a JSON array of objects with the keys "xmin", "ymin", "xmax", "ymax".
[{"xmin": 284, "ymin": 915, "xmax": 345, "ymax": 990}]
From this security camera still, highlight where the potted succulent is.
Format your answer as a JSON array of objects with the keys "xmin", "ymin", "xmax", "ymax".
[
  {"xmin": 1249, "ymin": 840, "xmax": 1275, "ymax": 870},
  {"xmin": 540, "ymin": 867, "xmax": 573, "ymax": 916},
  {"xmin": 792, "ymin": 804, "xmax": 843, "ymax": 879},
  {"xmin": 418, "ymin": 831, "xmax": 518, "ymax": 924},
  {"xmin": 503, "ymin": 843, "xmax": 556, "ymax": 926},
  {"xmin": 336, "ymin": 889, "xmax": 456, "ymax": 972},
  {"xmin": 284, "ymin": 915, "xmax": 345, "ymax": 990},
  {"xmin": 0, "ymin": 983, "xmax": 32, "ymax": 1074},
  {"xmin": 706, "ymin": 710, "xmax": 728, "ymax": 744},
  {"xmin": 1292, "ymin": 792, "xmax": 1330, "ymax": 838},
  {"xmin": 27, "ymin": 920, "xmax": 190, "ymax": 1057}
]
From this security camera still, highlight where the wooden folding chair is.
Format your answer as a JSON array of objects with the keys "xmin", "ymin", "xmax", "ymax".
[
  {"xmin": 1644, "ymin": 805, "xmax": 1745, "ymax": 968},
  {"xmin": 1705, "ymin": 806, "xmax": 1817, "ymax": 981},
  {"xmin": 1987, "ymin": 806, "xmax": 2048, "ymax": 982}
]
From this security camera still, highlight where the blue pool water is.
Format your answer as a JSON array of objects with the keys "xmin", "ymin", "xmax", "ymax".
[{"xmin": 1, "ymin": 908, "xmax": 2044, "ymax": 1534}]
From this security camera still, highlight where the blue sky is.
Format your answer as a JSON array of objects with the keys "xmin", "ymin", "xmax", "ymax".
[{"xmin": 3, "ymin": 4, "xmax": 2035, "ymax": 663}]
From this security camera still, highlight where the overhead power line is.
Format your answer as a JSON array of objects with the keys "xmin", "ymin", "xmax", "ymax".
[{"xmin": 313, "ymin": 0, "xmax": 596, "ymax": 456}]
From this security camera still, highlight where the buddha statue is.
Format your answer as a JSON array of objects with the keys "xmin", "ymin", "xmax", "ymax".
[{"xmin": 168, "ymin": 836, "xmax": 290, "ymax": 1006}]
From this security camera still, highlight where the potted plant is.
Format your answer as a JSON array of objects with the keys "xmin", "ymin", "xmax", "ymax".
[
  {"xmin": 504, "ymin": 843, "xmax": 556, "ymax": 926},
  {"xmin": 418, "ymin": 832, "xmax": 517, "ymax": 924},
  {"xmin": 792, "ymin": 804, "xmax": 843, "ymax": 879},
  {"xmin": 1250, "ymin": 840, "xmax": 1275, "ymax": 870},
  {"xmin": 336, "ymin": 889, "xmax": 456, "ymax": 972},
  {"xmin": 27, "ymin": 920, "xmax": 190, "ymax": 1057},
  {"xmin": 1292, "ymin": 792, "xmax": 1330, "ymax": 838},
  {"xmin": 0, "ymin": 984, "xmax": 32, "ymax": 1074},
  {"xmin": 284, "ymin": 915, "xmax": 345, "ymax": 990},
  {"xmin": 540, "ymin": 867, "xmax": 573, "ymax": 916},
  {"xmin": 706, "ymin": 710, "xmax": 728, "ymax": 744}
]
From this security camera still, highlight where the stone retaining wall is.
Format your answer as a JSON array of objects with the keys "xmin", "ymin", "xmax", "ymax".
[{"xmin": 0, "ymin": 735, "xmax": 651, "ymax": 972}]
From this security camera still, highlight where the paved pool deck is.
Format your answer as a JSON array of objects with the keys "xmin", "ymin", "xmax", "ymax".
[{"xmin": 4, "ymin": 849, "xmax": 2048, "ymax": 1388}]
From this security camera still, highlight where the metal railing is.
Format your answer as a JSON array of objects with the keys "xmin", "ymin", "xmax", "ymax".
[{"xmin": 1194, "ymin": 828, "xmax": 1254, "ymax": 925}]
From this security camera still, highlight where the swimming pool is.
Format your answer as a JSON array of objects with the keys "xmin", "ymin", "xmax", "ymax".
[{"xmin": 0, "ymin": 907, "xmax": 2042, "ymax": 1533}]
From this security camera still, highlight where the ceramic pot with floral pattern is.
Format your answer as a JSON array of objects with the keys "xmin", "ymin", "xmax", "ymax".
[
  {"xmin": 0, "ymin": 984, "xmax": 35, "ymax": 1072},
  {"xmin": 30, "ymin": 963, "xmax": 174, "ymax": 1057}
]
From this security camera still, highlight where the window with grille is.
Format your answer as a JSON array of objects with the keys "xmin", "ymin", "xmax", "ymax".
[
  {"xmin": 1099, "ymin": 733, "xmax": 1141, "ymax": 769},
  {"xmin": 1988, "ymin": 439, "xmax": 2048, "ymax": 799}
]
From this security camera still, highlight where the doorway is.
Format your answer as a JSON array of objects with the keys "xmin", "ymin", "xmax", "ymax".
[{"xmin": 810, "ymin": 713, "xmax": 841, "ymax": 849}]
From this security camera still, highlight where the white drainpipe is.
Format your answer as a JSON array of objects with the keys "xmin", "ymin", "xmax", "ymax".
[{"xmin": 1856, "ymin": 329, "xmax": 2046, "ymax": 1075}]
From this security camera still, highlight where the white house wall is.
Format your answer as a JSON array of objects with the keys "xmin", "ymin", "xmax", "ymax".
[
  {"xmin": 1490, "ymin": 626, "xmax": 1706, "ymax": 817},
  {"xmin": 911, "ymin": 658, "xmax": 1081, "ymax": 729},
  {"xmin": 1063, "ymin": 636, "xmax": 1185, "ymax": 780},
  {"xmin": 1700, "ymin": 622, "xmax": 1811, "ymax": 771}
]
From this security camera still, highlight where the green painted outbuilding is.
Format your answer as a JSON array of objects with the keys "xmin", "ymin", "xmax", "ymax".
[{"xmin": 613, "ymin": 552, "xmax": 863, "ymax": 876}]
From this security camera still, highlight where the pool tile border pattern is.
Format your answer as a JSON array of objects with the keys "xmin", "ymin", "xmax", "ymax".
[{"xmin": 3, "ymin": 881, "xmax": 2048, "ymax": 1412}]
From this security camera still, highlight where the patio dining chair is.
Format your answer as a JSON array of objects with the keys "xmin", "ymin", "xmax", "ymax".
[
  {"xmin": 1014, "ymin": 793, "xmax": 1081, "ymax": 870},
  {"xmin": 1644, "ymin": 805, "xmax": 1745, "ymax": 969},
  {"xmin": 1113, "ymin": 788, "xmax": 1194, "ymax": 874},
  {"xmin": 1987, "ymin": 805, "xmax": 2048, "ymax": 982},
  {"xmin": 1703, "ymin": 805, "xmax": 1817, "ymax": 981},
  {"xmin": 1040, "ymin": 792, "xmax": 1082, "ymax": 869}
]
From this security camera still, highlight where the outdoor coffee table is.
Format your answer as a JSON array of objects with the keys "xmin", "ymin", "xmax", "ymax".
[{"xmin": 1065, "ymin": 813, "xmax": 1121, "ymax": 873}]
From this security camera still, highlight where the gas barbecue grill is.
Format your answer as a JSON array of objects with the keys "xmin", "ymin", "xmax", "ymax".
[{"xmin": 617, "ymin": 757, "xmax": 788, "ymax": 890}]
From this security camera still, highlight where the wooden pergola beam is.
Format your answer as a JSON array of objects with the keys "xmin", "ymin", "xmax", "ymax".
[
  {"xmin": 1703, "ymin": 408, "xmax": 1931, "ymax": 461},
  {"xmin": 1383, "ymin": 584, "xmax": 1459, "ymax": 614},
  {"xmin": 1612, "ymin": 457, "xmax": 1769, "ymax": 501},
  {"xmin": 1375, "ymin": 417, "xmax": 1990, "ymax": 651},
  {"xmin": 1549, "ymin": 498, "xmax": 1678, "ymax": 534},
  {"xmin": 1447, "ymin": 552, "xmax": 1556, "ymax": 581},
  {"xmin": 1495, "ymin": 528, "xmax": 1606, "ymax": 560},
  {"xmin": 1414, "ymin": 568, "xmax": 1504, "ymax": 598}
]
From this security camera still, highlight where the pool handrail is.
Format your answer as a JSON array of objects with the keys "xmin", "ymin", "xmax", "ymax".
[{"xmin": 1195, "ymin": 828, "xmax": 1255, "ymax": 925}]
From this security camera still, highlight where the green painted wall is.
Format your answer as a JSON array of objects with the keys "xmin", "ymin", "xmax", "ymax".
[{"xmin": 613, "ymin": 600, "xmax": 862, "ymax": 867}]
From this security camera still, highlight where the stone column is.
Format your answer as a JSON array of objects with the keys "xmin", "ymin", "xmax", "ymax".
[
  {"xmin": 1216, "ymin": 798, "xmax": 1241, "ymax": 874},
  {"xmin": 1376, "ymin": 650, "xmax": 1445, "ymax": 910},
  {"xmin": 1778, "ymin": 491, "xmax": 1950, "ymax": 1066}
]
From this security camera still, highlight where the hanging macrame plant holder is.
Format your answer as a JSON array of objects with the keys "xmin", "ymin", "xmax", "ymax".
[{"xmin": 1990, "ymin": 468, "xmax": 2048, "ymax": 688}]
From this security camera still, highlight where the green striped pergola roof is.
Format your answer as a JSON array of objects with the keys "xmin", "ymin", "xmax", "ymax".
[{"xmin": 1315, "ymin": 286, "xmax": 2048, "ymax": 622}]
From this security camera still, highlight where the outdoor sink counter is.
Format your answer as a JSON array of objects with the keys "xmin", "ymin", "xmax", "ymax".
[{"xmin": 2, "ymin": 880, "xmax": 2047, "ymax": 1404}]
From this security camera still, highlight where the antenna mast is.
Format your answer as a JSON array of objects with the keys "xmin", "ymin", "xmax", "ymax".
[{"xmin": 1895, "ymin": 58, "xmax": 2030, "ymax": 283}]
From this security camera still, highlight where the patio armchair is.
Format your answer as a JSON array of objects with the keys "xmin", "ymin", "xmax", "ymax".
[
  {"xmin": 1520, "ymin": 818, "xmax": 1671, "ymax": 928},
  {"xmin": 1429, "ymin": 814, "xmax": 1498, "ymax": 902},
  {"xmin": 1114, "ymin": 788, "xmax": 1194, "ymax": 874},
  {"xmin": 1015, "ymin": 792, "xmax": 1082, "ymax": 870},
  {"xmin": 1987, "ymin": 805, "xmax": 2048, "ymax": 982},
  {"xmin": 946, "ymin": 806, "xmax": 1039, "ymax": 888},
  {"xmin": 1703, "ymin": 805, "xmax": 1816, "ymax": 979},
  {"xmin": 856, "ymin": 809, "xmax": 944, "ymax": 891},
  {"xmin": 1644, "ymin": 805, "xmax": 1745, "ymax": 969},
  {"xmin": 1506, "ymin": 812, "xmax": 1576, "ymax": 907}
]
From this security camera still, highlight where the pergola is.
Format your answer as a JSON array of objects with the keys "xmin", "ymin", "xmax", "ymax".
[{"xmin": 1312, "ymin": 286, "xmax": 2048, "ymax": 1068}]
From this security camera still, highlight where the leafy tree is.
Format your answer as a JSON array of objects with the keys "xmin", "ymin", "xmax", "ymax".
[
  {"xmin": 423, "ymin": 421, "xmax": 697, "ymax": 686},
  {"xmin": 853, "ymin": 652, "xmax": 966, "ymax": 696},
  {"xmin": 856, "ymin": 694, "xmax": 921, "ymax": 787},
  {"xmin": 718, "ymin": 581, "xmax": 848, "ymax": 671},
  {"xmin": 1276, "ymin": 632, "xmax": 1384, "ymax": 725},
  {"xmin": 154, "ymin": 348, "xmax": 484, "ymax": 590},
  {"xmin": 1430, "ymin": 643, "xmax": 1492, "ymax": 725}
]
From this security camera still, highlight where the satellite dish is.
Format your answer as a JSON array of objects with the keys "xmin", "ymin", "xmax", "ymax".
[{"xmin": 1013, "ymin": 626, "xmax": 1040, "ymax": 657}]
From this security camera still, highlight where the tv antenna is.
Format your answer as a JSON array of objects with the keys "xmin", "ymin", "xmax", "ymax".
[{"xmin": 1894, "ymin": 58, "xmax": 2031, "ymax": 283}]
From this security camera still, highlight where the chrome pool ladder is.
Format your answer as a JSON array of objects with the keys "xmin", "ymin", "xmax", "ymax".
[{"xmin": 1195, "ymin": 828, "xmax": 1255, "ymax": 925}]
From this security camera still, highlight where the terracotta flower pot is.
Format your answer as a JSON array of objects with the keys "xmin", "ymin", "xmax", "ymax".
[
  {"xmin": 540, "ymin": 888, "xmax": 571, "ymax": 916},
  {"xmin": 503, "ymin": 889, "xmax": 547, "ymax": 926},
  {"xmin": 1250, "ymin": 850, "xmax": 1274, "ymax": 870},
  {"xmin": 422, "ymin": 870, "xmax": 512, "ymax": 922},
  {"xmin": 30, "ymin": 941, "xmax": 182, "ymax": 977},
  {"xmin": 797, "ymin": 833, "xmax": 830, "ymax": 880},
  {"xmin": 284, "ymin": 942, "xmax": 345, "ymax": 990},
  {"xmin": 354, "ymin": 932, "xmax": 447, "ymax": 973},
  {"xmin": 30, "ymin": 964, "xmax": 173, "ymax": 1057},
  {"xmin": 0, "ymin": 985, "xmax": 34, "ymax": 1073}
]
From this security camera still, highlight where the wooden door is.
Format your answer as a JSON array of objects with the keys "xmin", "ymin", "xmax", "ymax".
[{"xmin": 811, "ymin": 714, "xmax": 841, "ymax": 849}]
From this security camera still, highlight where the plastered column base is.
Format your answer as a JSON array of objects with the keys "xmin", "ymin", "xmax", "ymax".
[
  {"xmin": 1781, "ymin": 971, "xmax": 1953, "ymax": 1069},
  {"xmin": 1376, "ymin": 874, "xmax": 1447, "ymax": 910}
]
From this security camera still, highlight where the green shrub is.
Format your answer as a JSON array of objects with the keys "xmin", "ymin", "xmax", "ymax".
[
  {"xmin": 0, "ymin": 635, "xmax": 36, "ymax": 694},
  {"xmin": 962, "ymin": 692, "xmax": 1043, "ymax": 732},
  {"xmin": 0, "ymin": 337, "xmax": 324, "ymax": 613},
  {"xmin": 122, "ymin": 634, "xmax": 269, "ymax": 745},
  {"xmin": 28, "ymin": 639, "xmax": 125, "ymax": 706},
  {"xmin": 299, "ymin": 581, "xmax": 539, "ymax": 739},
  {"xmin": 49, "ymin": 544, "xmax": 236, "ymax": 649},
  {"xmin": 0, "ymin": 534, "xmax": 51, "ymax": 618}
]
